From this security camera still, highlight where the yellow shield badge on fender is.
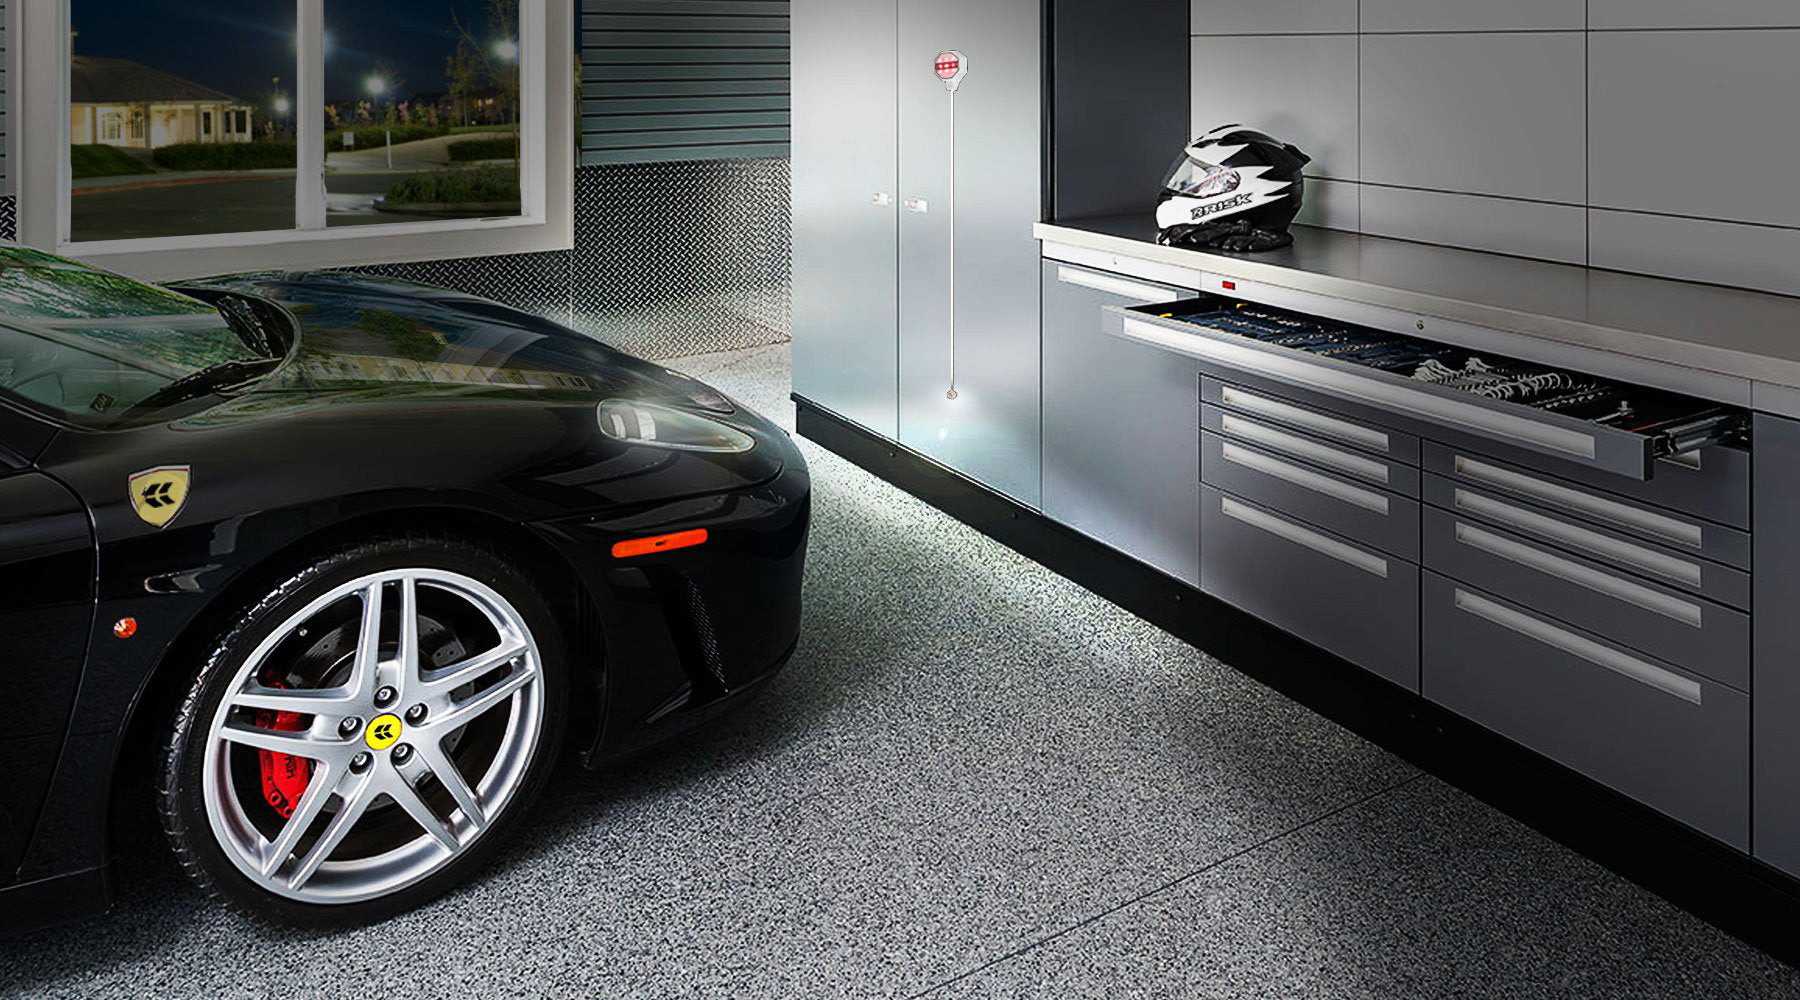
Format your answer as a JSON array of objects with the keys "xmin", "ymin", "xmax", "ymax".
[{"xmin": 129, "ymin": 465, "xmax": 192, "ymax": 529}]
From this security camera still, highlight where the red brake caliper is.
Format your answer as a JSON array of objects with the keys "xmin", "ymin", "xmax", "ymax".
[{"xmin": 252, "ymin": 676, "xmax": 314, "ymax": 819}]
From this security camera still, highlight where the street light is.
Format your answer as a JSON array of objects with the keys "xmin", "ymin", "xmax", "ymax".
[
  {"xmin": 365, "ymin": 75, "xmax": 388, "ymax": 98},
  {"xmin": 273, "ymin": 95, "xmax": 292, "ymax": 115},
  {"xmin": 494, "ymin": 38, "xmax": 519, "ymax": 62}
]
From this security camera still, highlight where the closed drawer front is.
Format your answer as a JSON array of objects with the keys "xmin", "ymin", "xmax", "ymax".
[
  {"xmin": 1204, "ymin": 376, "xmax": 1420, "ymax": 464},
  {"xmin": 1422, "ymin": 506, "xmax": 1748, "ymax": 691},
  {"xmin": 1424, "ymin": 475, "xmax": 1750, "ymax": 610},
  {"xmin": 1424, "ymin": 442, "xmax": 1749, "ymax": 535},
  {"xmin": 1422, "ymin": 574, "xmax": 1748, "ymax": 850},
  {"xmin": 1203, "ymin": 431, "xmax": 1420, "ymax": 561},
  {"xmin": 1202, "ymin": 486, "xmax": 1420, "ymax": 691},
  {"xmin": 1205, "ymin": 405, "xmax": 1422, "ymax": 496}
]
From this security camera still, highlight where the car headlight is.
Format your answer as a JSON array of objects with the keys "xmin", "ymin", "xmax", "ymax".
[{"xmin": 597, "ymin": 399, "xmax": 755, "ymax": 453}]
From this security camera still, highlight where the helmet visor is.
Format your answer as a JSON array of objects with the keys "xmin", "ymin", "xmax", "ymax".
[{"xmin": 1164, "ymin": 155, "xmax": 1241, "ymax": 199}]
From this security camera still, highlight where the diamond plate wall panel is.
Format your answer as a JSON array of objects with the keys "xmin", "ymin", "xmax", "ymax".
[
  {"xmin": 570, "ymin": 157, "xmax": 791, "ymax": 359},
  {"xmin": 0, "ymin": 195, "xmax": 14, "ymax": 243},
  {"xmin": 346, "ymin": 249, "xmax": 574, "ymax": 326},
  {"xmin": 340, "ymin": 160, "xmax": 791, "ymax": 361}
]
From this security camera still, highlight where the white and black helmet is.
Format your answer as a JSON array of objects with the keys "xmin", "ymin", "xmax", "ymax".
[{"xmin": 1156, "ymin": 125, "xmax": 1311, "ymax": 252}]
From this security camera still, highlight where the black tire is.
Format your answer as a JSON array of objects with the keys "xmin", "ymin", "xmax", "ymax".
[{"xmin": 156, "ymin": 534, "xmax": 568, "ymax": 928}]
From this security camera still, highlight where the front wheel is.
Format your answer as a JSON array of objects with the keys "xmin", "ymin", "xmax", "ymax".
[{"xmin": 157, "ymin": 536, "xmax": 567, "ymax": 927}]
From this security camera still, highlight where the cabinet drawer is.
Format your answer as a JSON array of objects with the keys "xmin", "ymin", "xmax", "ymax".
[
  {"xmin": 1203, "ymin": 376, "xmax": 1419, "ymax": 464},
  {"xmin": 1424, "ymin": 444, "xmax": 1750, "ymax": 560},
  {"xmin": 1108, "ymin": 297, "xmax": 1745, "ymax": 482},
  {"xmin": 1202, "ymin": 486, "xmax": 1419, "ymax": 691},
  {"xmin": 1422, "ymin": 574, "xmax": 1748, "ymax": 849},
  {"xmin": 1423, "ymin": 475, "xmax": 1750, "ymax": 610},
  {"xmin": 1422, "ymin": 506, "xmax": 1748, "ymax": 690},
  {"xmin": 1204, "ymin": 405, "xmax": 1421, "ymax": 496},
  {"xmin": 1203, "ymin": 431, "xmax": 1419, "ymax": 561}
]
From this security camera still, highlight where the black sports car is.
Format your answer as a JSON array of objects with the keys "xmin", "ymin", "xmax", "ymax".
[{"xmin": 0, "ymin": 247, "xmax": 809, "ymax": 930}]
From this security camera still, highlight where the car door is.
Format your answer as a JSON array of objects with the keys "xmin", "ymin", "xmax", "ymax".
[{"xmin": 0, "ymin": 409, "xmax": 96, "ymax": 887}]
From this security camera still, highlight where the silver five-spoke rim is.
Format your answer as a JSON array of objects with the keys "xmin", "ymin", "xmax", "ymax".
[{"xmin": 201, "ymin": 568, "xmax": 544, "ymax": 904}]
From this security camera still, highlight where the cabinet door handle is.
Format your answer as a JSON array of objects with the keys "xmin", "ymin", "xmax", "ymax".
[
  {"xmin": 1119, "ymin": 316, "xmax": 1599, "ymax": 461},
  {"xmin": 1454, "ymin": 522, "xmax": 1703, "ymax": 628},
  {"xmin": 1054, "ymin": 265, "xmax": 1171, "ymax": 304},
  {"xmin": 1453, "ymin": 455, "xmax": 1702, "ymax": 550},
  {"xmin": 1452, "ymin": 588, "xmax": 1702, "ymax": 705},
  {"xmin": 1223, "ymin": 442, "xmax": 1389, "ymax": 514},
  {"xmin": 1220, "ymin": 413, "xmax": 1391, "ymax": 485},
  {"xmin": 1221, "ymin": 496, "xmax": 1388, "ymax": 578},
  {"xmin": 1452, "ymin": 489, "xmax": 1702, "ymax": 588}
]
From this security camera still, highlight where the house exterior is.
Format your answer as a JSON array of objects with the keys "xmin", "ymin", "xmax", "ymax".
[{"xmin": 70, "ymin": 55, "xmax": 254, "ymax": 149}]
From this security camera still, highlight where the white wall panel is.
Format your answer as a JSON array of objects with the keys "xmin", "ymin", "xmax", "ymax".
[
  {"xmin": 1361, "ymin": 32, "xmax": 1585, "ymax": 204},
  {"xmin": 1590, "ymin": 30, "xmax": 1800, "ymax": 228},
  {"xmin": 1361, "ymin": 0, "xmax": 1582, "ymax": 33},
  {"xmin": 1189, "ymin": 0, "xmax": 1356, "ymax": 35},
  {"xmin": 1362, "ymin": 185, "xmax": 1587, "ymax": 265},
  {"xmin": 1191, "ymin": 34, "xmax": 1358, "ymax": 180}
]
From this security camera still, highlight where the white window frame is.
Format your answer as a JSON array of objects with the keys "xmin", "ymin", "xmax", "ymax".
[{"xmin": 18, "ymin": 0, "xmax": 573, "ymax": 281}]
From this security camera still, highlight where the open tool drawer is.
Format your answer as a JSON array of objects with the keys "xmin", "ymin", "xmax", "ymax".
[{"xmin": 1102, "ymin": 296, "xmax": 1746, "ymax": 481}]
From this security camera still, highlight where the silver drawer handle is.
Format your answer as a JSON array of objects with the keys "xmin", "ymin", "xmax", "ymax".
[
  {"xmin": 1221, "ymin": 495, "xmax": 1389, "ymax": 578},
  {"xmin": 1054, "ymin": 265, "xmax": 1170, "ymax": 304},
  {"xmin": 1454, "ymin": 522, "xmax": 1703, "ymax": 628},
  {"xmin": 1223, "ymin": 441, "xmax": 1390, "ymax": 514},
  {"xmin": 1452, "ymin": 489, "xmax": 1703, "ymax": 588},
  {"xmin": 1453, "ymin": 588, "xmax": 1702, "ymax": 705},
  {"xmin": 1119, "ymin": 317, "xmax": 1598, "ymax": 460},
  {"xmin": 1454, "ymin": 456, "xmax": 1702, "ymax": 550},
  {"xmin": 1220, "ymin": 385, "xmax": 1391, "ymax": 453},
  {"xmin": 1220, "ymin": 413, "xmax": 1390, "ymax": 485}
]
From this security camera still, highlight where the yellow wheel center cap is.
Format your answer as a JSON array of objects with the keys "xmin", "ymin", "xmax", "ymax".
[{"xmin": 365, "ymin": 713, "xmax": 403, "ymax": 750}]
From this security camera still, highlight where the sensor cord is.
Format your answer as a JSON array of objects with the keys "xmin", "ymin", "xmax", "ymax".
[{"xmin": 946, "ymin": 88, "xmax": 959, "ymax": 401}]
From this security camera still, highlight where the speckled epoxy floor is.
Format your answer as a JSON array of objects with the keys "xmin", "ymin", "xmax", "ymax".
[{"xmin": 4, "ymin": 343, "xmax": 1798, "ymax": 999}]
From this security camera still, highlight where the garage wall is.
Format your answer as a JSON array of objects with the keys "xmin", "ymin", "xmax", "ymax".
[
  {"xmin": 1191, "ymin": 1, "xmax": 1800, "ymax": 298},
  {"xmin": 581, "ymin": 0, "xmax": 790, "ymax": 164}
]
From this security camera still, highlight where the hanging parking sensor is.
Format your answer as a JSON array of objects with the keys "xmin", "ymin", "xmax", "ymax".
[
  {"xmin": 935, "ymin": 50, "xmax": 967, "ymax": 92},
  {"xmin": 936, "ymin": 51, "xmax": 968, "ymax": 401}
]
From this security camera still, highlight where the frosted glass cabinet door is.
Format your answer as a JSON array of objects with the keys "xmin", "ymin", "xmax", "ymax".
[
  {"xmin": 896, "ymin": 0, "xmax": 1043, "ymax": 506},
  {"xmin": 792, "ymin": 0, "xmax": 901, "ymax": 439}
]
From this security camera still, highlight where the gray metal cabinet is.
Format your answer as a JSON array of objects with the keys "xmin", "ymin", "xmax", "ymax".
[
  {"xmin": 897, "ymin": 0, "xmax": 1044, "ymax": 506},
  {"xmin": 1423, "ymin": 572, "xmax": 1749, "ymax": 850},
  {"xmin": 1753, "ymin": 415, "xmax": 1800, "ymax": 879},
  {"xmin": 1042, "ymin": 261, "xmax": 1201, "ymax": 585},
  {"xmin": 791, "ymin": 0, "xmax": 900, "ymax": 438},
  {"xmin": 1202, "ymin": 485, "xmax": 1421, "ymax": 691},
  {"xmin": 793, "ymin": 0, "xmax": 1043, "ymax": 505}
]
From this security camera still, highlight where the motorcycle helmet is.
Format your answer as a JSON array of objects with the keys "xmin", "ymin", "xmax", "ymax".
[{"xmin": 1156, "ymin": 125, "xmax": 1311, "ymax": 252}]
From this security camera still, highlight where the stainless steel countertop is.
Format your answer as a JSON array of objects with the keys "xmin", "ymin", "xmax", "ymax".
[{"xmin": 1036, "ymin": 215, "xmax": 1800, "ymax": 395}]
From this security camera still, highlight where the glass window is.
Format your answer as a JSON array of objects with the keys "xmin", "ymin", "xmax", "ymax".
[
  {"xmin": 322, "ymin": 0, "xmax": 523, "ymax": 228},
  {"xmin": 70, "ymin": 0, "xmax": 297, "ymax": 242}
]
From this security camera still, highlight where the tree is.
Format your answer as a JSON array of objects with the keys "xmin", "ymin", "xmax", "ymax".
[
  {"xmin": 447, "ymin": 38, "xmax": 482, "ymax": 127},
  {"xmin": 453, "ymin": 0, "xmax": 521, "ymax": 125}
]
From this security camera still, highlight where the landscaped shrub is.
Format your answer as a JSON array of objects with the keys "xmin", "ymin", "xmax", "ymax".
[
  {"xmin": 70, "ymin": 145, "xmax": 154, "ymax": 179},
  {"xmin": 383, "ymin": 165, "xmax": 521, "ymax": 206},
  {"xmin": 446, "ymin": 135, "xmax": 518, "ymax": 162},
  {"xmin": 151, "ymin": 141, "xmax": 297, "ymax": 171}
]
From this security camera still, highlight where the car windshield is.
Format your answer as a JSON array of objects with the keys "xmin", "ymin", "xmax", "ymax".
[{"xmin": 0, "ymin": 247, "xmax": 271, "ymax": 429}]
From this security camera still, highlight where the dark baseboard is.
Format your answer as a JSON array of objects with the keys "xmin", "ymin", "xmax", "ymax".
[{"xmin": 795, "ymin": 394, "xmax": 1800, "ymax": 969}]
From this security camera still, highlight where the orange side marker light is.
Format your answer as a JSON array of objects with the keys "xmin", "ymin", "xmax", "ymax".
[{"xmin": 612, "ymin": 529, "xmax": 708, "ymax": 559}]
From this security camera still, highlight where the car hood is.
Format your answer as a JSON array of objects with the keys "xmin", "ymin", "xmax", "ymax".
[{"xmin": 178, "ymin": 270, "xmax": 735, "ymax": 413}]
